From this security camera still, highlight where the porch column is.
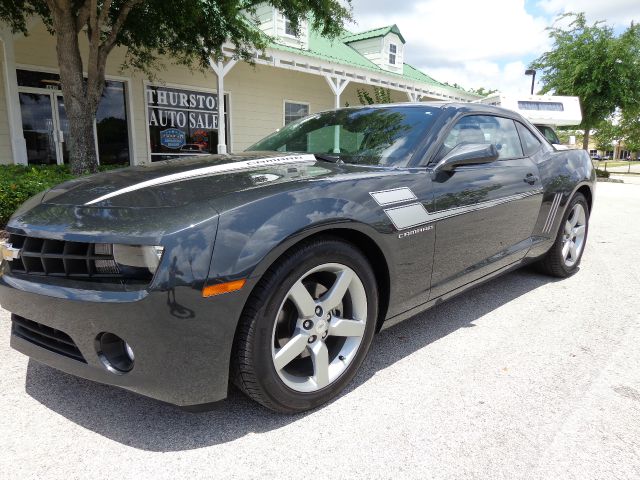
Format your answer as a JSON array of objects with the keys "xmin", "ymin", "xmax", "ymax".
[
  {"xmin": 209, "ymin": 57, "xmax": 237, "ymax": 154},
  {"xmin": 0, "ymin": 28, "xmax": 27, "ymax": 164},
  {"xmin": 407, "ymin": 91, "xmax": 422, "ymax": 102},
  {"xmin": 324, "ymin": 75, "xmax": 349, "ymax": 153}
]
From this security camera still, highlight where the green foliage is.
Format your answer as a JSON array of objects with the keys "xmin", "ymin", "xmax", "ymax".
[
  {"xmin": 0, "ymin": 164, "xmax": 116, "ymax": 226},
  {"xmin": 0, "ymin": 0, "xmax": 353, "ymax": 74},
  {"xmin": 530, "ymin": 12, "xmax": 640, "ymax": 143},
  {"xmin": 595, "ymin": 168, "xmax": 610, "ymax": 178},
  {"xmin": 356, "ymin": 87, "xmax": 392, "ymax": 105},
  {"xmin": 442, "ymin": 82, "xmax": 496, "ymax": 97},
  {"xmin": 592, "ymin": 118, "xmax": 622, "ymax": 150},
  {"xmin": 467, "ymin": 87, "xmax": 498, "ymax": 97},
  {"xmin": 0, "ymin": 1, "xmax": 352, "ymax": 174},
  {"xmin": 618, "ymin": 110, "xmax": 640, "ymax": 152},
  {"xmin": 556, "ymin": 127, "xmax": 584, "ymax": 146}
]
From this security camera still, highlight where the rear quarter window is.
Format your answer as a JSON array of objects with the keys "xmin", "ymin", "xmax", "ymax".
[{"xmin": 516, "ymin": 122, "xmax": 542, "ymax": 156}]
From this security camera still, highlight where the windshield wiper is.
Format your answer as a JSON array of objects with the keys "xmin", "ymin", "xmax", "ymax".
[{"xmin": 313, "ymin": 153, "xmax": 343, "ymax": 164}]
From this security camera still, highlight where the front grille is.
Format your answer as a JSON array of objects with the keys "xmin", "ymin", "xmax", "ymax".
[
  {"xmin": 7, "ymin": 234, "xmax": 121, "ymax": 279},
  {"xmin": 11, "ymin": 314, "xmax": 86, "ymax": 363}
]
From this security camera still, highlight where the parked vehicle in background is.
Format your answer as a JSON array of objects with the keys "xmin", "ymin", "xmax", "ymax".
[
  {"xmin": 478, "ymin": 94, "xmax": 582, "ymax": 149},
  {"xmin": 0, "ymin": 103, "xmax": 595, "ymax": 413}
]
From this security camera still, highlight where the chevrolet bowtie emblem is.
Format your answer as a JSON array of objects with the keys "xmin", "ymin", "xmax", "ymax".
[{"xmin": 0, "ymin": 240, "xmax": 20, "ymax": 261}]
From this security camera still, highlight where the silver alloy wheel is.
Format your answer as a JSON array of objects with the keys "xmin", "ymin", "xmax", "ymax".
[
  {"xmin": 271, "ymin": 263, "xmax": 368, "ymax": 393},
  {"xmin": 562, "ymin": 203, "xmax": 587, "ymax": 267}
]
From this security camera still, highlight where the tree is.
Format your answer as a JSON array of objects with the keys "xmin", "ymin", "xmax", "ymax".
[
  {"xmin": 530, "ymin": 13, "xmax": 640, "ymax": 151},
  {"xmin": 556, "ymin": 127, "xmax": 584, "ymax": 147},
  {"xmin": 618, "ymin": 110, "xmax": 640, "ymax": 154},
  {"xmin": 467, "ymin": 87, "xmax": 497, "ymax": 97},
  {"xmin": 0, "ymin": 1, "xmax": 352, "ymax": 174},
  {"xmin": 356, "ymin": 87, "xmax": 392, "ymax": 105},
  {"xmin": 592, "ymin": 117, "xmax": 621, "ymax": 151}
]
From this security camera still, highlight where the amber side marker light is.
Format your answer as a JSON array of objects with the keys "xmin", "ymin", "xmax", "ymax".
[{"xmin": 202, "ymin": 279, "xmax": 246, "ymax": 298}]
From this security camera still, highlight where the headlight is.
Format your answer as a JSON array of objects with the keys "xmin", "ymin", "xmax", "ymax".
[
  {"xmin": 94, "ymin": 243, "xmax": 164, "ymax": 277},
  {"xmin": 113, "ymin": 244, "xmax": 164, "ymax": 275}
]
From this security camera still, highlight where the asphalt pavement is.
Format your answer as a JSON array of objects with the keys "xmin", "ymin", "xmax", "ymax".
[{"xmin": 1, "ymin": 181, "xmax": 639, "ymax": 480}]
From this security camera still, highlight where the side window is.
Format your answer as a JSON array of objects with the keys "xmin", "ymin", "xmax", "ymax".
[
  {"xmin": 438, "ymin": 115, "xmax": 524, "ymax": 161},
  {"xmin": 516, "ymin": 122, "xmax": 542, "ymax": 156}
]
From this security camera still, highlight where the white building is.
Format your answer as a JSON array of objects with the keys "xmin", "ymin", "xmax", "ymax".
[{"xmin": 0, "ymin": 9, "xmax": 477, "ymax": 167}]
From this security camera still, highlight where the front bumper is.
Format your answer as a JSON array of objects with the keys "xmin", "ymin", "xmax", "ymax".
[{"xmin": 0, "ymin": 273, "xmax": 251, "ymax": 407}]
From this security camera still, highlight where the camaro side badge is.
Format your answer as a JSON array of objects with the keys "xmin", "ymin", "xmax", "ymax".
[{"xmin": 0, "ymin": 241, "xmax": 20, "ymax": 261}]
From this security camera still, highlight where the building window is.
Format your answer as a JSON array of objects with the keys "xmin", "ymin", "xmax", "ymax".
[
  {"xmin": 284, "ymin": 17, "xmax": 296, "ymax": 36},
  {"xmin": 284, "ymin": 101, "xmax": 309, "ymax": 125},
  {"xmin": 145, "ymin": 85, "xmax": 229, "ymax": 161},
  {"xmin": 389, "ymin": 43, "xmax": 397, "ymax": 65},
  {"xmin": 96, "ymin": 81, "xmax": 130, "ymax": 165},
  {"xmin": 16, "ymin": 69, "xmax": 130, "ymax": 166}
]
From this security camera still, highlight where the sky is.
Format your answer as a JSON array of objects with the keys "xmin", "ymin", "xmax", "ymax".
[{"xmin": 348, "ymin": 0, "xmax": 640, "ymax": 94}]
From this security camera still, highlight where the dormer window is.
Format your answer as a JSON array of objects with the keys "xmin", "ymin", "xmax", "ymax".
[
  {"xmin": 284, "ymin": 17, "xmax": 295, "ymax": 36},
  {"xmin": 389, "ymin": 43, "xmax": 397, "ymax": 65}
]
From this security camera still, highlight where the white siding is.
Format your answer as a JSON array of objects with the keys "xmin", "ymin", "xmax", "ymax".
[
  {"xmin": 0, "ymin": 53, "xmax": 13, "ymax": 164},
  {"xmin": 274, "ymin": 12, "xmax": 309, "ymax": 50},
  {"xmin": 382, "ymin": 34, "xmax": 404, "ymax": 74},
  {"xmin": 253, "ymin": 5, "xmax": 276, "ymax": 36},
  {"xmin": 347, "ymin": 33, "xmax": 404, "ymax": 74}
]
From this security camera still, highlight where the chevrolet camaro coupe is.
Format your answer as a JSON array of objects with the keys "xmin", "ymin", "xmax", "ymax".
[{"xmin": 0, "ymin": 103, "xmax": 595, "ymax": 413}]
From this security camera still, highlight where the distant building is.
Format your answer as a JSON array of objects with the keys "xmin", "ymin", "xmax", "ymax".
[{"xmin": 0, "ymin": 8, "xmax": 476, "ymax": 167}]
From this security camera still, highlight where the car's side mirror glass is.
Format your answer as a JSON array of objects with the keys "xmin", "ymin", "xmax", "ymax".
[{"xmin": 434, "ymin": 143, "xmax": 499, "ymax": 172}]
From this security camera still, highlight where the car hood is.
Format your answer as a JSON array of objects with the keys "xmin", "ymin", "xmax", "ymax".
[{"xmin": 39, "ymin": 152, "xmax": 333, "ymax": 209}]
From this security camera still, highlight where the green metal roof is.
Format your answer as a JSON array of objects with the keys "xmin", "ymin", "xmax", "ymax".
[
  {"xmin": 268, "ymin": 29, "xmax": 472, "ymax": 98},
  {"xmin": 341, "ymin": 24, "xmax": 406, "ymax": 44}
]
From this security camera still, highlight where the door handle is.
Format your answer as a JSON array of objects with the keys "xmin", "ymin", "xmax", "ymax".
[{"xmin": 524, "ymin": 173, "xmax": 539, "ymax": 185}]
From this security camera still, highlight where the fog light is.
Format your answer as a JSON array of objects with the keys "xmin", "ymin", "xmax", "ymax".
[{"xmin": 96, "ymin": 332, "xmax": 135, "ymax": 374}]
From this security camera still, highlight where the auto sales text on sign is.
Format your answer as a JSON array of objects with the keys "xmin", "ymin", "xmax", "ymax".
[{"xmin": 146, "ymin": 86, "xmax": 219, "ymax": 130}]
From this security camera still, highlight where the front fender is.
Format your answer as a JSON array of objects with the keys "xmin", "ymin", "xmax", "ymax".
[{"xmin": 207, "ymin": 193, "xmax": 392, "ymax": 283}]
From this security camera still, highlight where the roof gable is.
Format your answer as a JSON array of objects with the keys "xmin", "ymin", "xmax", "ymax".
[{"xmin": 342, "ymin": 24, "xmax": 406, "ymax": 44}]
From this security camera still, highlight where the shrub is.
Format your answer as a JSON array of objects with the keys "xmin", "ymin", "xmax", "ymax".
[
  {"xmin": 0, "ymin": 164, "xmax": 119, "ymax": 227},
  {"xmin": 595, "ymin": 168, "xmax": 610, "ymax": 179}
]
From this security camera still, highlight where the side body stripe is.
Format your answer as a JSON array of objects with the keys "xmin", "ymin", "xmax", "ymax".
[
  {"xmin": 380, "ymin": 189, "xmax": 543, "ymax": 231},
  {"xmin": 542, "ymin": 193, "xmax": 562, "ymax": 234}
]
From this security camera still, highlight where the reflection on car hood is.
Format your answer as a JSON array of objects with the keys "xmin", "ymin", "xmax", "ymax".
[{"xmin": 40, "ymin": 153, "xmax": 329, "ymax": 208}]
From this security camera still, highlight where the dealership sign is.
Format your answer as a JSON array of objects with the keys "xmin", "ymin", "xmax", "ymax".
[
  {"xmin": 146, "ymin": 86, "xmax": 218, "ymax": 130},
  {"xmin": 160, "ymin": 128, "xmax": 186, "ymax": 149}
]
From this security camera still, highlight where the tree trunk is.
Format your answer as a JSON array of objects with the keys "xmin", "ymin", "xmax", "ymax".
[
  {"xmin": 51, "ymin": 7, "xmax": 101, "ymax": 175},
  {"xmin": 582, "ymin": 127, "xmax": 590, "ymax": 151}
]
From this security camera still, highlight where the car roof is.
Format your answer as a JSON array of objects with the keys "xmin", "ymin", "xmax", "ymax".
[{"xmin": 318, "ymin": 102, "xmax": 527, "ymax": 121}]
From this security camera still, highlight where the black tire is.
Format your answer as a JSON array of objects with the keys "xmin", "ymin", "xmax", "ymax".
[
  {"xmin": 231, "ymin": 237, "xmax": 378, "ymax": 413},
  {"xmin": 537, "ymin": 192, "xmax": 589, "ymax": 278}
]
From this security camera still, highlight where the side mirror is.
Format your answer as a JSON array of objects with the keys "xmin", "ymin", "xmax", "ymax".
[{"xmin": 434, "ymin": 143, "xmax": 499, "ymax": 172}]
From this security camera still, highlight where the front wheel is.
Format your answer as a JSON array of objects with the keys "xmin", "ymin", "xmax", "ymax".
[
  {"xmin": 537, "ymin": 192, "xmax": 589, "ymax": 277},
  {"xmin": 231, "ymin": 238, "xmax": 378, "ymax": 413}
]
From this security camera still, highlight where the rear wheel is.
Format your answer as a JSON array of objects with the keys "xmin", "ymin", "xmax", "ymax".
[
  {"xmin": 537, "ymin": 193, "xmax": 589, "ymax": 277},
  {"xmin": 231, "ymin": 238, "xmax": 378, "ymax": 413}
]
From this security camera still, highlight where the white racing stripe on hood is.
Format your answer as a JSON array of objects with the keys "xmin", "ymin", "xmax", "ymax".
[{"xmin": 85, "ymin": 154, "xmax": 317, "ymax": 205}]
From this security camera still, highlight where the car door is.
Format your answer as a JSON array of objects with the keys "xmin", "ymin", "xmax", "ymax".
[{"xmin": 428, "ymin": 114, "xmax": 543, "ymax": 299}]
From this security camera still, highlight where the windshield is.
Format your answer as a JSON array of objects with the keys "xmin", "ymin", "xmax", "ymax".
[{"xmin": 246, "ymin": 106, "xmax": 441, "ymax": 167}]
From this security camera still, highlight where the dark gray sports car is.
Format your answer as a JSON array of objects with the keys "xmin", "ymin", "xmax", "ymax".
[{"xmin": 0, "ymin": 103, "xmax": 595, "ymax": 413}]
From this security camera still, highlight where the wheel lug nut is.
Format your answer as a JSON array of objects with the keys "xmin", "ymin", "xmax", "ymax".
[
  {"xmin": 339, "ymin": 355, "xmax": 346, "ymax": 361},
  {"xmin": 303, "ymin": 320, "xmax": 313, "ymax": 330},
  {"xmin": 308, "ymin": 335, "xmax": 317, "ymax": 343},
  {"xmin": 322, "ymin": 331, "xmax": 328, "ymax": 338},
  {"xmin": 326, "ymin": 313, "xmax": 331, "ymax": 321},
  {"xmin": 315, "ymin": 306, "xmax": 323, "ymax": 317}
]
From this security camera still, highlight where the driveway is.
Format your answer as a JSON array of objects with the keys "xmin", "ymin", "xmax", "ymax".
[{"xmin": 1, "ymin": 182, "xmax": 639, "ymax": 480}]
